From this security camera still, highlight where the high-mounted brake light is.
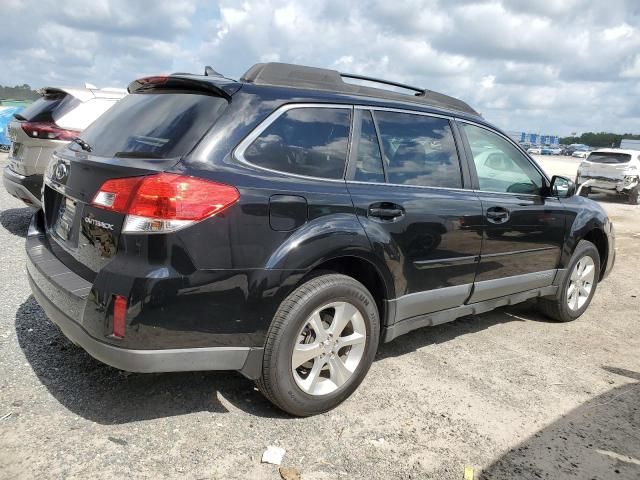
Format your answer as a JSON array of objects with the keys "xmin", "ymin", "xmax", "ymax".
[
  {"xmin": 21, "ymin": 121, "xmax": 80, "ymax": 141},
  {"xmin": 91, "ymin": 173, "xmax": 240, "ymax": 233},
  {"xmin": 136, "ymin": 76, "xmax": 168, "ymax": 85}
]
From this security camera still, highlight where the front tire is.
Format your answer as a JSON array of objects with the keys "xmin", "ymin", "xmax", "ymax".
[
  {"xmin": 257, "ymin": 274, "xmax": 380, "ymax": 416},
  {"xmin": 628, "ymin": 185, "xmax": 639, "ymax": 205},
  {"xmin": 538, "ymin": 240, "xmax": 600, "ymax": 322}
]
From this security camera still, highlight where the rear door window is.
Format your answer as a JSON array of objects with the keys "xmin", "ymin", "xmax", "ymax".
[
  {"xmin": 74, "ymin": 93, "xmax": 228, "ymax": 158},
  {"xmin": 243, "ymin": 107, "xmax": 351, "ymax": 179},
  {"xmin": 373, "ymin": 111, "xmax": 462, "ymax": 188}
]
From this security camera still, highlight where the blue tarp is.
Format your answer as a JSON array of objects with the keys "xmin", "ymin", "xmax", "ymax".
[{"xmin": 0, "ymin": 106, "xmax": 23, "ymax": 146}]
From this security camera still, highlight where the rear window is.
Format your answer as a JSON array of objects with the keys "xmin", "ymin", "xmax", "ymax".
[
  {"xmin": 588, "ymin": 152, "xmax": 631, "ymax": 164},
  {"xmin": 74, "ymin": 93, "xmax": 228, "ymax": 158},
  {"xmin": 242, "ymin": 107, "xmax": 351, "ymax": 179},
  {"xmin": 16, "ymin": 93, "xmax": 80, "ymax": 123}
]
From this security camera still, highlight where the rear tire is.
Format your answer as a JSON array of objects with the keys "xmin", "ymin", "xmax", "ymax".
[
  {"xmin": 628, "ymin": 186, "xmax": 639, "ymax": 205},
  {"xmin": 538, "ymin": 240, "xmax": 600, "ymax": 322},
  {"xmin": 257, "ymin": 274, "xmax": 380, "ymax": 416}
]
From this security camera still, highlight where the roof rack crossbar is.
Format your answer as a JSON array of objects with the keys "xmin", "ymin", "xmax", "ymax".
[{"xmin": 340, "ymin": 72, "xmax": 427, "ymax": 96}]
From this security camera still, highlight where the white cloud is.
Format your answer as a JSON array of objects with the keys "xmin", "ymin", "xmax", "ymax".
[{"xmin": 1, "ymin": 0, "xmax": 639, "ymax": 135}]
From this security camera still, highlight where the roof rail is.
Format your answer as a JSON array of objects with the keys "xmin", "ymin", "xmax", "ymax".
[
  {"xmin": 240, "ymin": 62, "xmax": 479, "ymax": 116},
  {"xmin": 340, "ymin": 72, "xmax": 426, "ymax": 96}
]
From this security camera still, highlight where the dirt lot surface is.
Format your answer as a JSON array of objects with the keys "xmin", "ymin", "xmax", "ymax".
[{"xmin": 1, "ymin": 153, "xmax": 638, "ymax": 479}]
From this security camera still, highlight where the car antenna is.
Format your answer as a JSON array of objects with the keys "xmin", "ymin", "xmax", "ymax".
[{"xmin": 204, "ymin": 66, "xmax": 223, "ymax": 77}]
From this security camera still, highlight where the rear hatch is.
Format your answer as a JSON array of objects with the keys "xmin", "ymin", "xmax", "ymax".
[
  {"xmin": 42, "ymin": 77, "xmax": 236, "ymax": 279},
  {"xmin": 584, "ymin": 152, "xmax": 632, "ymax": 180},
  {"xmin": 8, "ymin": 89, "xmax": 82, "ymax": 175}
]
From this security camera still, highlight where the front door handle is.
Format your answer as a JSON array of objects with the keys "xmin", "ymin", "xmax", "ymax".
[
  {"xmin": 486, "ymin": 206, "xmax": 510, "ymax": 224},
  {"xmin": 368, "ymin": 203, "xmax": 405, "ymax": 221}
]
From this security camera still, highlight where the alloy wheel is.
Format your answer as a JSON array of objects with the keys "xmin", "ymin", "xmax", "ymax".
[
  {"xmin": 291, "ymin": 301, "xmax": 367, "ymax": 396},
  {"xmin": 567, "ymin": 256, "xmax": 595, "ymax": 311}
]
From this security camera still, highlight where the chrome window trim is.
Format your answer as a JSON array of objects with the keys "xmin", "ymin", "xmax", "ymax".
[
  {"xmin": 233, "ymin": 103, "xmax": 353, "ymax": 183},
  {"xmin": 346, "ymin": 179, "xmax": 473, "ymax": 194},
  {"xmin": 455, "ymin": 117, "xmax": 551, "ymax": 185},
  {"xmin": 354, "ymin": 104, "xmax": 452, "ymax": 120},
  {"xmin": 233, "ymin": 102, "xmax": 548, "ymax": 198}
]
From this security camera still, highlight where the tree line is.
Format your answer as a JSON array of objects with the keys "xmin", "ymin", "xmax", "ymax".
[
  {"xmin": 560, "ymin": 132, "xmax": 640, "ymax": 148},
  {"xmin": 0, "ymin": 84, "xmax": 40, "ymax": 101}
]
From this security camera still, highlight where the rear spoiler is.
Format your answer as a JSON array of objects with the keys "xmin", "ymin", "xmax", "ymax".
[
  {"xmin": 38, "ymin": 87, "xmax": 94, "ymax": 102},
  {"xmin": 127, "ymin": 75, "xmax": 240, "ymax": 100},
  {"xmin": 36, "ymin": 86, "xmax": 126, "ymax": 102}
]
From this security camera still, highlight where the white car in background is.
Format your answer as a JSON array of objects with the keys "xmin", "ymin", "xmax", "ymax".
[
  {"xmin": 527, "ymin": 146, "xmax": 542, "ymax": 154},
  {"xmin": 576, "ymin": 148, "xmax": 640, "ymax": 204},
  {"xmin": 3, "ymin": 85, "xmax": 126, "ymax": 207},
  {"xmin": 572, "ymin": 149, "xmax": 590, "ymax": 158}
]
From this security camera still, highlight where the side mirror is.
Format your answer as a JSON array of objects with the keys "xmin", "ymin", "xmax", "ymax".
[{"xmin": 550, "ymin": 175, "xmax": 576, "ymax": 198}]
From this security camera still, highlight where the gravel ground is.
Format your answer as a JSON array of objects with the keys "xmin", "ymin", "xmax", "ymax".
[{"xmin": 1, "ymin": 152, "xmax": 639, "ymax": 479}]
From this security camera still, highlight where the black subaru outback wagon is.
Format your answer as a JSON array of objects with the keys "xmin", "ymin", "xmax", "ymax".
[{"xmin": 26, "ymin": 63, "xmax": 615, "ymax": 416}]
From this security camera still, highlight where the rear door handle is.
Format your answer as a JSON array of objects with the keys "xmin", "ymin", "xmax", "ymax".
[
  {"xmin": 368, "ymin": 204, "xmax": 405, "ymax": 220},
  {"xmin": 486, "ymin": 206, "xmax": 510, "ymax": 224}
]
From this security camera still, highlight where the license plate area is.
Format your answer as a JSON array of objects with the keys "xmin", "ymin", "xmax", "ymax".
[{"xmin": 51, "ymin": 195, "xmax": 80, "ymax": 247}]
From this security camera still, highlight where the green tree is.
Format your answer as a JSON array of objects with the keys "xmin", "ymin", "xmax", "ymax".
[
  {"xmin": 560, "ymin": 132, "xmax": 640, "ymax": 148},
  {"xmin": 0, "ymin": 84, "xmax": 40, "ymax": 101}
]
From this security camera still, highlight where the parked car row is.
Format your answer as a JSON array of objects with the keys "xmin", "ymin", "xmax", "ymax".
[
  {"xmin": 4, "ymin": 62, "xmax": 616, "ymax": 416},
  {"xmin": 3, "ymin": 86, "xmax": 126, "ymax": 206},
  {"xmin": 525, "ymin": 145, "xmax": 563, "ymax": 155}
]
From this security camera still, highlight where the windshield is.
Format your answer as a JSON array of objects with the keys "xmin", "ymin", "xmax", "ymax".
[
  {"xmin": 72, "ymin": 93, "xmax": 228, "ymax": 158},
  {"xmin": 588, "ymin": 152, "xmax": 631, "ymax": 164}
]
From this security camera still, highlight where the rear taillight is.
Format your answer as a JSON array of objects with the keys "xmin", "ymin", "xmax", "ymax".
[
  {"xmin": 91, "ymin": 173, "xmax": 240, "ymax": 233},
  {"xmin": 20, "ymin": 121, "xmax": 80, "ymax": 140}
]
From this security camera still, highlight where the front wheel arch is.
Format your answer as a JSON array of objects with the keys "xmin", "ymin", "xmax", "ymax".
[{"xmin": 580, "ymin": 228, "xmax": 608, "ymax": 281}]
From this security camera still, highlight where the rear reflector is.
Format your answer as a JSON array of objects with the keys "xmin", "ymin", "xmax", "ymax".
[
  {"xmin": 92, "ymin": 173, "xmax": 240, "ymax": 233},
  {"xmin": 112, "ymin": 295, "xmax": 127, "ymax": 338},
  {"xmin": 20, "ymin": 121, "xmax": 80, "ymax": 141}
]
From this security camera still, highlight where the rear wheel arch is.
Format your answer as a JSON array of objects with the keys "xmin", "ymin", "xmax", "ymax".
[
  {"xmin": 580, "ymin": 228, "xmax": 608, "ymax": 280},
  {"xmin": 301, "ymin": 255, "xmax": 393, "ymax": 328}
]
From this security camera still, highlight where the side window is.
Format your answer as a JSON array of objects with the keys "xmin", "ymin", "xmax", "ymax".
[
  {"xmin": 353, "ymin": 110, "xmax": 385, "ymax": 182},
  {"xmin": 462, "ymin": 123, "xmax": 544, "ymax": 195},
  {"xmin": 243, "ymin": 107, "xmax": 351, "ymax": 179},
  {"xmin": 374, "ymin": 111, "xmax": 462, "ymax": 188}
]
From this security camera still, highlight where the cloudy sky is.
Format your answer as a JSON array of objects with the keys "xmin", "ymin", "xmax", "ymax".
[{"xmin": 2, "ymin": 0, "xmax": 639, "ymax": 135}]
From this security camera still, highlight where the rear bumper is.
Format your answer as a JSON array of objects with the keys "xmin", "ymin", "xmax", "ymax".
[
  {"xmin": 25, "ymin": 213, "xmax": 263, "ymax": 377},
  {"xmin": 29, "ymin": 271, "xmax": 254, "ymax": 373},
  {"xmin": 3, "ymin": 167, "xmax": 42, "ymax": 207},
  {"xmin": 579, "ymin": 174, "xmax": 638, "ymax": 193}
]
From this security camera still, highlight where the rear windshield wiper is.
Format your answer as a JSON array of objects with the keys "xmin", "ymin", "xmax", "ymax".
[
  {"xmin": 114, "ymin": 151, "xmax": 164, "ymax": 158},
  {"xmin": 71, "ymin": 137, "xmax": 92, "ymax": 152}
]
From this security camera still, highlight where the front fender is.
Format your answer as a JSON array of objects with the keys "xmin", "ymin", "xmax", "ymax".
[{"xmin": 561, "ymin": 197, "xmax": 611, "ymax": 269}]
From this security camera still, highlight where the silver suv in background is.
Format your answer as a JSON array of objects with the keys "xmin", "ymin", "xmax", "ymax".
[
  {"xmin": 577, "ymin": 148, "xmax": 640, "ymax": 204},
  {"xmin": 3, "ymin": 86, "xmax": 126, "ymax": 207}
]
